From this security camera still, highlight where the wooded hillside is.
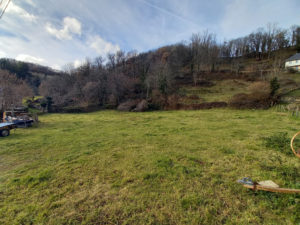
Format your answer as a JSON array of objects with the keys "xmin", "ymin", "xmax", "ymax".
[{"xmin": 1, "ymin": 24, "xmax": 300, "ymax": 112}]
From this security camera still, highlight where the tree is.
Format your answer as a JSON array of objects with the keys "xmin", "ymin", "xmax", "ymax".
[
  {"xmin": 290, "ymin": 25, "xmax": 300, "ymax": 51},
  {"xmin": 295, "ymin": 27, "xmax": 300, "ymax": 51},
  {"xmin": 190, "ymin": 31, "xmax": 219, "ymax": 84},
  {"xmin": 190, "ymin": 33, "xmax": 202, "ymax": 74},
  {"xmin": 0, "ymin": 70, "xmax": 33, "ymax": 111},
  {"xmin": 40, "ymin": 99, "xmax": 47, "ymax": 112},
  {"xmin": 46, "ymin": 97, "xmax": 53, "ymax": 112},
  {"xmin": 270, "ymin": 77, "xmax": 280, "ymax": 97}
]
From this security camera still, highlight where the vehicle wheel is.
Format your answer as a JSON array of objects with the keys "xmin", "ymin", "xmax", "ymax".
[{"xmin": 0, "ymin": 129, "xmax": 10, "ymax": 137}]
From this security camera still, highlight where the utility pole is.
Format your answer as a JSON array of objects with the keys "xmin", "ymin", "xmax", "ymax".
[{"xmin": 0, "ymin": 0, "xmax": 11, "ymax": 19}]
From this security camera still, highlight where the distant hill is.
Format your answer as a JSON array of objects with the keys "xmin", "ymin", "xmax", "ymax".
[
  {"xmin": 0, "ymin": 58, "xmax": 61, "ymax": 93},
  {"xmin": 0, "ymin": 58, "xmax": 60, "ymax": 77}
]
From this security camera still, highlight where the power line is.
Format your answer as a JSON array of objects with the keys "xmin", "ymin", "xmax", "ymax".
[{"xmin": 0, "ymin": 0, "xmax": 11, "ymax": 19}]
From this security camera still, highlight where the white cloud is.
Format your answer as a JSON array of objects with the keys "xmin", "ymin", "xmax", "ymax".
[
  {"xmin": 24, "ymin": 0, "xmax": 35, "ymax": 6},
  {"xmin": 46, "ymin": 17, "xmax": 82, "ymax": 40},
  {"xmin": 0, "ymin": 51, "xmax": 6, "ymax": 58},
  {"xmin": 1, "ymin": 0, "xmax": 299, "ymax": 70},
  {"xmin": 6, "ymin": 2, "xmax": 36, "ymax": 22},
  {"xmin": 88, "ymin": 35, "xmax": 120, "ymax": 56},
  {"xmin": 16, "ymin": 54, "xmax": 45, "ymax": 64},
  {"xmin": 74, "ymin": 59, "xmax": 83, "ymax": 68}
]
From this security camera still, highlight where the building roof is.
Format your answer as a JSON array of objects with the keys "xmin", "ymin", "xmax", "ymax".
[{"xmin": 286, "ymin": 53, "xmax": 300, "ymax": 62}]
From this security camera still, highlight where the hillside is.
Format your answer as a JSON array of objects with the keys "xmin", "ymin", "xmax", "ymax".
[
  {"xmin": 1, "ymin": 47, "xmax": 299, "ymax": 114},
  {"xmin": 0, "ymin": 110, "xmax": 299, "ymax": 224},
  {"xmin": 175, "ymin": 69, "xmax": 300, "ymax": 110},
  {"xmin": 0, "ymin": 58, "xmax": 60, "ymax": 94},
  {"xmin": 1, "ymin": 24, "xmax": 299, "ymax": 112}
]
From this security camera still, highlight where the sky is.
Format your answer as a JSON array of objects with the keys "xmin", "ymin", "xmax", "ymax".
[{"xmin": 0, "ymin": 0, "xmax": 299, "ymax": 70}]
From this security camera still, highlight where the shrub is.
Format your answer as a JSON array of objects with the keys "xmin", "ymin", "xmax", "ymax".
[
  {"xmin": 229, "ymin": 93, "xmax": 271, "ymax": 109},
  {"xmin": 230, "ymin": 82, "xmax": 271, "ymax": 109},
  {"xmin": 229, "ymin": 93, "xmax": 251, "ymax": 109},
  {"xmin": 106, "ymin": 94, "xmax": 118, "ymax": 109},
  {"xmin": 149, "ymin": 89, "xmax": 166, "ymax": 110},
  {"xmin": 247, "ymin": 81, "xmax": 270, "ymax": 94},
  {"xmin": 288, "ymin": 68, "xmax": 297, "ymax": 74},
  {"xmin": 197, "ymin": 80, "xmax": 214, "ymax": 87},
  {"xmin": 166, "ymin": 95, "xmax": 180, "ymax": 110},
  {"xmin": 62, "ymin": 105, "xmax": 102, "ymax": 113},
  {"xmin": 188, "ymin": 95, "xmax": 200, "ymax": 100}
]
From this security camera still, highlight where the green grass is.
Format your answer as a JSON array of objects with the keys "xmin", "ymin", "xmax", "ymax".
[
  {"xmin": 284, "ymin": 89, "xmax": 300, "ymax": 97},
  {"xmin": 278, "ymin": 72, "xmax": 300, "ymax": 84},
  {"xmin": 180, "ymin": 79, "xmax": 252, "ymax": 103},
  {"xmin": 0, "ymin": 109, "xmax": 300, "ymax": 224}
]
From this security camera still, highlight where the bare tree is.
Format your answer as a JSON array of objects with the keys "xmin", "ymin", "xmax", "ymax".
[
  {"xmin": 190, "ymin": 31, "xmax": 219, "ymax": 84},
  {"xmin": 0, "ymin": 70, "xmax": 33, "ymax": 111}
]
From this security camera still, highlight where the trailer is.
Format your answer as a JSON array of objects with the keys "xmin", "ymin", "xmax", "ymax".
[
  {"xmin": 2, "ymin": 109, "xmax": 36, "ymax": 128},
  {"xmin": 0, "ymin": 123, "xmax": 16, "ymax": 137},
  {"xmin": 11, "ymin": 119, "xmax": 34, "ymax": 128}
]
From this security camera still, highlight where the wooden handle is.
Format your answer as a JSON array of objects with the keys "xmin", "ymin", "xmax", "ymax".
[
  {"xmin": 243, "ymin": 184, "xmax": 300, "ymax": 194},
  {"xmin": 290, "ymin": 131, "xmax": 300, "ymax": 159}
]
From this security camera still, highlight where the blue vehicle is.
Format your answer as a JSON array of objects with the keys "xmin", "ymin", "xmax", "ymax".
[
  {"xmin": 0, "ymin": 122, "xmax": 17, "ymax": 137},
  {"xmin": 1, "ymin": 109, "xmax": 36, "ymax": 137},
  {"xmin": 11, "ymin": 119, "xmax": 34, "ymax": 128},
  {"xmin": 2, "ymin": 111, "xmax": 34, "ymax": 128}
]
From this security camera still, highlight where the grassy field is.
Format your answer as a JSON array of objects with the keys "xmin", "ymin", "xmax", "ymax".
[{"xmin": 0, "ymin": 109, "xmax": 299, "ymax": 224}]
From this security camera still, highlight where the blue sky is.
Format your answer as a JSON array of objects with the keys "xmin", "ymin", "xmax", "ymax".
[{"xmin": 0, "ymin": 0, "xmax": 299, "ymax": 69}]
